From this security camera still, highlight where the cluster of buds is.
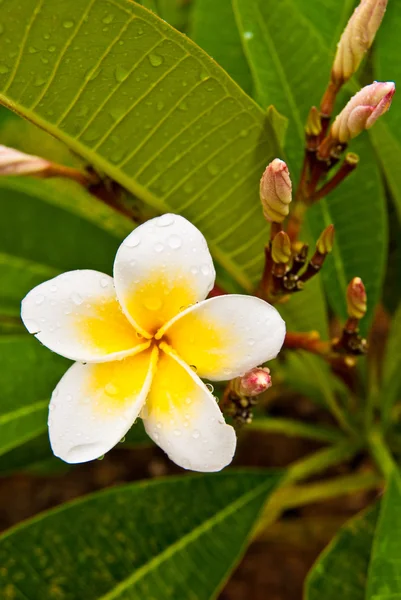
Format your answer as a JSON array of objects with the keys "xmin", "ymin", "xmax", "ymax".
[
  {"xmin": 225, "ymin": 368, "xmax": 272, "ymax": 424},
  {"xmin": 259, "ymin": 159, "xmax": 336, "ymax": 301},
  {"xmin": 333, "ymin": 277, "xmax": 368, "ymax": 355}
]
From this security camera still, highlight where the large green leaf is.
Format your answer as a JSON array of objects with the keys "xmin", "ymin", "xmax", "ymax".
[
  {"xmin": 306, "ymin": 469, "xmax": 401, "ymax": 599},
  {"xmin": 189, "ymin": 0, "xmax": 253, "ymax": 95},
  {"xmin": 232, "ymin": 0, "xmax": 387, "ymax": 334},
  {"xmin": 381, "ymin": 303, "xmax": 401, "ymax": 426},
  {"xmin": 0, "ymin": 0, "xmax": 286, "ymax": 292},
  {"xmin": 0, "ymin": 470, "xmax": 281, "ymax": 599},
  {"xmin": 305, "ymin": 504, "xmax": 379, "ymax": 600}
]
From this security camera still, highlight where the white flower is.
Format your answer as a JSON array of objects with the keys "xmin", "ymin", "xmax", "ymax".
[{"xmin": 21, "ymin": 214, "xmax": 285, "ymax": 472}]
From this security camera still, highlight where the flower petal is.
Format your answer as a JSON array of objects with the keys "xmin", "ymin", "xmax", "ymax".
[
  {"xmin": 21, "ymin": 270, "xmax": 150, "ymax": 362},
  {"xmin": 159, "ymin": 295, "xmax": 286, "ymax": 380},
  {"xmin": 49, "ymin": 347, "xmax": 158, "ymax": 463},
  {"xmin": 113, "ymin": 214, "xmax": 215, "ymax": 336},
  {"xmin": 143, "ymin": 343, "xmax": 236, "ymax": 472}
]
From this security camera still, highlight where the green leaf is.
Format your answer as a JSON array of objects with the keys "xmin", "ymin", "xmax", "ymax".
[
  {"xmin": 305, "ymin": 504, "xmax": 379, "ymax": 600},
  {"xmin": 367, "ymin": 469, "xmax": 401, "ymax": 599},
  {"xmin": 306, "ymin": 468, "xmax": 401, "ymax": 600},
  {"xmin": 190, "ymin": 0, "xmax": 253, "ymax": 95},
  {"xmin": 0, "ymin": 470, "xmax": 281, "ymax": 599},
  {"xmin": 0, "ymin": 0, "xmax": 285, "ymax": 293},
  {"xmin": 0, "ymin": 335, "xmax": 68, "ymax": 457},
  {"xmin": 382, "ymin": 303, "xmax": 401, "ymax": 426},
  {"xmin": 233, "ymin": 0, "xmax": 387, "ymax": 334}
]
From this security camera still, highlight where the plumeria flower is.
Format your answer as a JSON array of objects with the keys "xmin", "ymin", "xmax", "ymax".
[{"xmin": 21, "ymin": 214, "xmax": 285, "ymax": 472}]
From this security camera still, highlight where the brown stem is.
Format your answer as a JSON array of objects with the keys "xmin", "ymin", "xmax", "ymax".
[
  {"xmin": 311, "ymin": 154, "xmax": 359, "ymax": 201},
  {"xmin": 320, "ymin": 78, "xmax": 342, "ymax": 117},
  {"xmin": 284, "ymin": 331, "xmax": 331, "ymax": 356},
  {"xmin": 299, "ymin": 250, "xmax": 327, "ymax": 283},
  {"xmin": 42, "ymin": 163, "xmax": 99, "ymax": 187}
]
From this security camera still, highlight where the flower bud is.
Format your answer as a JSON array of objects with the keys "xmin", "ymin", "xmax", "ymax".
[
  {"xmin": 239, "ymin": 367, "xmax": 272, "ymax": 397},
  {"xmin": 260, "ymin": 159, "xmax": 292, "ymax": 223},
  {"xmin": 0, "ymin": 145, "xmax": 51, "ymax": 176},
  {"xmin": 331, "ymin": 81, "xmax": 395, "ymax": 143},
  {"xmin": 316, "ymin": 224, "xmax": 335, "ymax": 255},
  {"xmin": 332, "ymin": 0, "xmax": 388, "ymax": 85},
  {"xmin": 305, "ymin": 106, "xmax": 322, "ymax": 137},
  {"xmin": 346, "ymin": 277, "xmax": 367, "ymax": 319},
  {"xmin": 271, "ymin": 231, "xmax": 291, "ymax": 264}
]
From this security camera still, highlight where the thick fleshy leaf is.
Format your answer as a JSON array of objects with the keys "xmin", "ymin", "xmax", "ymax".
[
  {"xmin": 114, "ymin": 214, "xmax": 215, "ymax": 336},
  {"xmin": 21, "ymin": 270, "xmax": 149, "ymax": 362},
  {"xmin": 144, "ymin": 344, "xmax": 236, "ymax": 471},
  {"xmin": 0, "ymin": 0, "xmax": 283, "ymax": 292},
  {"xmin": 161, "ymin": 295, "xmax": 285, "ymax": 380},
  {"xmin": 0, "ymin": 470, "xmax": 282, "ymax": 599},
  {"xmin": 49, "ymin": 347, "xmax": 157, "ymax": 463},
  {"xmin": 233, "ymin": 0, "xmax": 387, "ymax": 334}
]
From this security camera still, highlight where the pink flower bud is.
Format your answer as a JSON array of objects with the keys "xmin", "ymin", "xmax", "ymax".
[
  {"xmin": 0, "ymin": 145, "xmax": 51, "ymax": 176},
  {"xmin": 331, "ymin": 81, "xmax": 395, "ymax": 143},
  {"xmin": 332, "ymin": 0, "xmax": 388, "ymax": 84},
  {"xmin": 347, "ymin": 277, "xmax": 367, "ymax": 320},
  {"xmin": 260, "ymin": 159, "xmax": 292, "ymax": 223},
  {"xmin": 239, "ymin": 367, "xmax": 272, "ymax": 397}
]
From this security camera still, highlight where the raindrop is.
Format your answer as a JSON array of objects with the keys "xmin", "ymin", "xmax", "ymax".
[
  {"xmin": 156, "ymin": 100, "xmax": 164, "ymax": 111},
  {"xmin": 35, "ymin": 294, "xmax": 45, "ymax": 305},
  {"xmin": 156, "ymin": 422, "xmax": 162, "ymax": 429},
  {"xmin": 190, "ymin": 266, "xmax": 199, "ymax": 275},
  {"xmin": 240, "ymin": 129, "xmax": 249, "ymax": 137},
  {"xmin": 157, "ymin": 214, "xmax": 174, "ymax": 227},
  {"xmin": 72, "ymin": 293, "xmax": 83, "ymax": 305},
  {"xmin": 243, "ymin": 31, "xmax": 253, "ymax": 40},
  {"xmin": 100, "ymin": 277, "xmax": 109, "ymax": 288},
  {"xmin": 34, "ymin": 76, "xmax": 46, "ymax": 87},
  {"xmin": 206, "ymin": 383, "xmax": 214, "ymax": 393},
  {"xmin": 189, "ymin": 365, "xmax": 197, "ymax": 372},
  {"xmin": 248, "ymin": 338, "xmax": 255, "ymax": 346},
  {"xmin": 207, "ymin": 163, "xmax": 219, "ymax": 176},
  {"xmin": 124, "ymin": 235, "xmax": 141, "ymax": 248},
  {"xmin": 173, "ymin": 429, "xmax": 182, "ymax": 436},
  {"xmin": 143, "ymin": 296, "xmax": 162, "ymax": 311},
  {"xmin": 178, "ymin": 101, "xmax": 188, "ymax": 112},
  {"xmin": 63, "ymin": 20, "xmax": 75, "ymax": 28},
  {"xmin": 201, "ymin": 264, "xmax": 210, "ymax": 276},
  {"xmin": 153, "ymin": 432, "xmax": 159, "ymax": 440},
  {"xmin": 192, "ymin": 429, "xmax": 200, "ymax": 439},
  {"xmin": 50, "ymin": 284, "xmax": 57, "ymax": 292},
  {"xmin": 43, "ymin": 33, "xmax": 50, "ymax": 40},
  {"xmin": 28, "ymin": 46, "xmax": 38, "ymax": 54},
  {"xmin": 0, "ymin": 65, "xmax": 9, "ymax": 74},
  {"xmin": 114, "ymin": 65, "xmax": 129, "ymax": 83},
  {"xmin": 168, "ymin": 234, "xmax": 182, "ymax": 249},
  {"xmin": 185, "ymin": 397, "xmax": 192, "ymax": 405},
  {"xmin": 149, "ymin": 53, "xmax": 163, "ymax": 67},
  {"xmin": 102, "ymin": 14, "xmax": 114, "ymax": 24},
  {"xmin": 88, "ymin": 68, "xmax": 101, "ymax": 81},
  {"xmin": 183, "ymin": 182, "xmax": 194, "ymax": 194},
  {"xmin": 48, "ymin": 45, "xmax": 56, "ymax": 52},
  {"xmin": 119, "ymin": 436, "xmax": 126, "ymax": 443},
  {"xmin": 105, "ymin": 383, "xmax": 119, "ymax": 396},
  {"xmin": 97, "ymin": 454, "xmax": 105, "ymax": 461},
  {"xmin": 154, "ymin": 242, "xmax": 164, "ymax": 253},
  {"xmin": 66, "ymin": 394, "xmax": 72, "ymax": 403}
]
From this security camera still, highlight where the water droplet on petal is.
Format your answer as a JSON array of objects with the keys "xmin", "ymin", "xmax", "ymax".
[
  {"xmin": 50, "ymin": 284, "xmax": 57, "ymax": 293},
  {"xmin": 154, "ymin": 242, "xmax": 164, "ymax": 253},
  {"xmin": 156, "ymin": 422, "xmax": 162, "ymax": 429},
  {"xmin": 168, "ymin": 234, "xmax": 182, "ymax": 249},
  {"xmin": 124, "ymin": 235, "xmax": 141, "ymax": 248},
  {"xmin": 143, "ymin": 296, "xmax": 162, "ymax": 311},
  {"xmin": 248, "ymin": 338, "xmax": 255, "ymax": 346},
  {"xmin": 100, "ymin": 277, "xmax": 109, "ymax": 288},
  {"xmin": 189, "ymin": 365, "xmax": 197, "ymax": 372},
  {"xmin": 190, "ymin": 266, "xmax": 199, "ymax": 275},
  {"xmin": 206, "ymin": 383, "xmax": 214, "ymax": 393},
  {"xmin": 35, "ymin": 294, "xmax": 45, "ymax": 305},
  {"xmin": 105, "ymin": 383, "xmax": 119, "ymax": 396},
  {"xmin": 192, "ymin": 429, "xmax": 200, "ymax": 439},
  {"xmin": 201, "ymin": 264, "xmax": 210, "ymax": 276},
  {"xmin": 72, "ymin": 293, "xmax": 83, "ymax": 305},
  {"xmin": 157, "ymin": 214, "xmax": 174, "ymax": 227},
  {"xmin": 174, "ymin": 429, "xmax": 181, "ymax": 436}
]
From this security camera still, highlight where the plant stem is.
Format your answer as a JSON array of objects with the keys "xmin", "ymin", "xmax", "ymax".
[
  {"xmin": 247, "ymin": 417, "xmax": 344, "ymax": 444},
  {"xmin": 369, "ymin": 428, "xmax": 396, "ymax": 480},
  {"xmin": 311, "ymin": 154, "xmax": 358, "ymax": 202}
]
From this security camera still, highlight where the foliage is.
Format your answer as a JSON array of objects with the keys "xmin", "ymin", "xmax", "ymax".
[{"xmin": 0, "ymin": 0, "xmax": 400, "ymax": 598}]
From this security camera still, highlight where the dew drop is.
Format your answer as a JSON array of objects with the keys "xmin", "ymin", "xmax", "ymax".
[
  {"xmin": 243, "ymin": 31, "xmax": 253, "ymax": 40},
  {"xmin": 71, "ymin": 292, "xmax": 83, "ymax": 305},
  {"xmin": 156, "ymin": 100, "xmax": 164, "ymax": 111},
  {"xmin": 178, "ymin": 101, "xmax": 188, "ymax": 111},
  {"xmin": 156, "ymin": 422, "xmax": 162, "ymax": 429},
  {"xmin": 207, "ymin": 163, "xmax": 219, "ymax": 176},
  {"xmin": 97, "ymin": 454, "xmax": 105, "ymax": 461},
  {"xmin": 88, "ymin": 68, "xmax": 101, "ymax": 81},
  {"xmin": 124, "ymin": 235, "xmax": 141, "ymax": 248},
  {"xmin": 206, "ymin": 383, "xmax": 214, "ymax": 393},
  {"xmin": 192, "ymin": 429, "xmax": 200, "ymax": 439},
  {"xmin": 153, "ymin": 432, "xmax": 159, "ymax": 440},
  {"xmin": 154, "ymin": 242, "xmax": 164, "ymax": 253},
  {"xmin": 248, "ymin": 338, "xmax": 255, "ymax": 346},
  {"xmin": 201, "ymin": 264, "xmax": 210, "ymax": 275},
  {"xmin": 100, "ymin": 277, "xmax": 109, "ymax": 288},
  {"xmin": 102, "ymin": 13, "xmax": 114, "ymax": 24},
  {"xmin": 105, "ymin": 383, "xmax": 119, "ymax": 396},
  {"xmin": 34, "ymin": 76, "xmax": 46, "ymax": 87},
  {"xmin": 35, "ymin": 294, "xmax": 45, "ymax": 305},
  {"xmin": 157, "ymin": 214, "xmax": 174, "ymax": 227},
  {"xmin": 48, "ymin": 45, "xmax": 56, "ymax": 52},
  {"xmin": 0, "ymin": 65, "xmax": 9, "ymax": 74},
  {"xmin": 66, "ymin": 394, "xmax": 72, "ymax": 403},
  {"xmin": 168, "ymin": 234, "xmax": 182, "ymax": 249},
  {"xmin": 120, "ymin": 436, "xmax": 126, "ymax": 443},
  {"xmin": 240, "ymin": 129, "xmax": 249, "ymax": 137},
  {"xmin": 143, "ymin": 296, "xmax": 162, "ymax": 311},
  {"xmin": 189, "ymin": 365, "xmax": 197, "ymax": 372},
  {"xmin": 28, "ymin": 46, "xmax": 38, "ymax": 54},
  {"xmin": 185, "ymin": 397, "xmax": 192, "ymax": 405},
  {"xmin": 114, "ymin": 65, "xmax": 130, "ymax": 83},
  {"xmin": 50, "ymin": 284, "xmax": 57, "ymax": 292},
  {"xmin": 190, "ymin": 266, "xmax": 199, "ymax": 275},
  {"xmin": 173, "ymin": 429, "xmax": 182, "ymax": 437},
  {"xmin": 149, "ymin": 53, "xmax": 163, "ymax": 67},
  {"xmin": 63, "ymin": 20, "xmax": 75, "ymax": 28}
]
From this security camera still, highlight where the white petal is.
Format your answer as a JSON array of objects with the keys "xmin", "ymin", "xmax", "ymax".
[
  {"xmin": 21, "ymin": 270, "xmax": 149, "ymax": 362},
  {"xmin": 113, "ymin": 214, "xmax": 215, "ymax": 336},
  {"xmin": 49, "ymin": 347, "xmax": 157, "ymax": 463},
  {"xmin": 143, "ymin": 343, "xmax": 236, "ymax": 472},
  {"xmin": 160, "ymin": 295, "xmax": 286, "ymax": 380}
]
